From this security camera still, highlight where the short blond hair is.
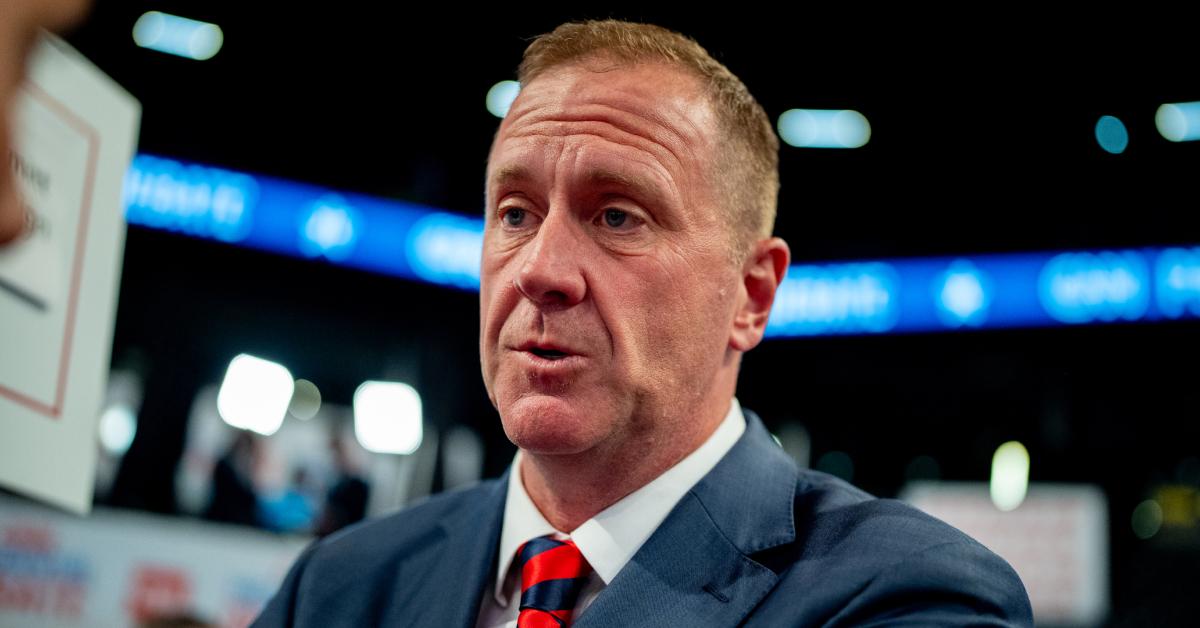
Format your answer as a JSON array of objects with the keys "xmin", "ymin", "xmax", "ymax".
[{"xmin": 518, "ymin": 20, "xmax": 779, "ymax": 260}]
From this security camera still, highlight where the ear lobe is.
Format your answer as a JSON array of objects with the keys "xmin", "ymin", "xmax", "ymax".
[{"xmin": 730, "ymin": 237, "xmax": 790, "ymax": 352}]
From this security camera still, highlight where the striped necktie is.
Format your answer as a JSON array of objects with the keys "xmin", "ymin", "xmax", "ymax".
[{"xmin": 515, "ymin": 535, "xmax": 593, "ymax": 628}]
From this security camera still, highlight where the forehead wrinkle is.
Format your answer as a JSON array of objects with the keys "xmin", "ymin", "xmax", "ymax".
[
  {"xmin": 516, "ymin": 108, "xmax": 696, "ymax": 175},
  {"xmin": 504, "ymin": 121, "xmax": 687, "ymax": 191},
  {"xmin": 490, "ymin": 132, "xmax": 682, "ymax": 219}
]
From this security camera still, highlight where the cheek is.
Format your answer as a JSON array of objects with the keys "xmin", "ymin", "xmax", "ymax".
[
  {"xmin": 478, "ymin": 256, "xmax": 514, "ymax": 376},
  {"xmin": 627, "ymin": 259, "xmax": 735, "ymax": 372},
  {"xmin": 597, "ymin": 261, "xmax": 695, "ymax": 376}
]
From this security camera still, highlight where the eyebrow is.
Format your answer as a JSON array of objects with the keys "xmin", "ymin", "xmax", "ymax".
[
  {"xmin": 489, "ymin": 163, "xmax": 667, "ymax": 203},
  {"xmin": 489, "ymin": 164, "xmax": 535, "ymax": 190},
  {"xmin": 583, "ymin": 169, "xmax": 668, "ymax": 206}
]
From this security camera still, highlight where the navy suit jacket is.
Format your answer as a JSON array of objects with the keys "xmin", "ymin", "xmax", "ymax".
[{"xmin": 254, "ymin": 412, "xmax": 1033, "ymax": 626}]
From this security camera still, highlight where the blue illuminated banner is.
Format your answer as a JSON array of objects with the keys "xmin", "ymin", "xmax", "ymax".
[
  {"xmin": 124, "ymin": 154, "xmax": 482, "ymax": 289},
  {"xmin": 123, "ymin": 154, "xmax": 1200, "ymax": 337},
  {"xmin": 764, "ymin": 247, "xmax": 1200, "ymax": 337}
]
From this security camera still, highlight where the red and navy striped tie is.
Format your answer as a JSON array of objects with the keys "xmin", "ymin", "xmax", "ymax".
[{"xmin": 515, "ymin": 535, "xmax": 593, "ymax": 628}]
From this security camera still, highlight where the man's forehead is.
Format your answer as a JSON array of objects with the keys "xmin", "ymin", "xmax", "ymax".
[
  {"xmin": 500, "ymin": 61, "xmax": 713, "ymax": 142},
  {"xmin": 486, "ymin": 60, "xmax": 718, "ymax": 186}
]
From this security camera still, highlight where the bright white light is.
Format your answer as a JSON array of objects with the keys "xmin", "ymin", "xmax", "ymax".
[
  {"xmin": 1156, "ymin": 102, "xmax": 1200, "ymax": 142},
  {"xmin": 777, "ymin": 108, "xmax": 871, "ymax": 149},
  {"xmin": 216, "ymin": 354, "xmax": 294, "ymax": 436},
  {"xmin": 990, "ymin": 441, "xmax": 1030, "ymax": 511},
  {"xmin": 133, "ymin": 11, "xmax": 224, "ymax": 61},
  {"xmin": 98, "ymin": 405, "xmax": 137, "ymax": 455},
  {"xmin": 487, "ymin": 80, "xmax": 521, "ymax": 118},
  {"xmin": 353, "ymin": 381, "xmax": 423, "ymax": 455}
]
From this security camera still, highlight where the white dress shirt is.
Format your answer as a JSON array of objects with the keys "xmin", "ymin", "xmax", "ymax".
[{"xmin": 476, "ymin": 399, "xmax": 747, "ymax": 628}]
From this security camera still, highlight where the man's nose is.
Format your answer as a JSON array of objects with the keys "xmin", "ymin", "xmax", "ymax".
[{"xmin": 514, "ymin": 210, "xmax": 586, "ymax": 307}]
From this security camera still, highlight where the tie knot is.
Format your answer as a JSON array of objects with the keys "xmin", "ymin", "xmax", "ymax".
[{"xmin": 516, "ymin": 535, "xmax": 592, "ymax": 627}]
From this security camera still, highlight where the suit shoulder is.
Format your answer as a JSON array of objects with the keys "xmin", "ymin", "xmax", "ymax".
[
  {"xmin": 794, "ymin": 468, "xmax": 983, "ymax": 553},
  {"xmin": 305, "ymin": 480, "xmax": 499, "ymax": 573},
  {"xmin": 752, "ymin": 469, "xmax": 1032, "ymax": 625}
]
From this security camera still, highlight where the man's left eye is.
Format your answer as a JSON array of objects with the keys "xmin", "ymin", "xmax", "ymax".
[{"xmin": 603, "ymin": 209, "xmax": 628, "ymax": 228}]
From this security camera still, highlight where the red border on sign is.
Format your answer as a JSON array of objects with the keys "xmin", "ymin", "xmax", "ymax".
[{"xmin": 0, "ymin": 83, "xmax": 101, "ymax": 419}]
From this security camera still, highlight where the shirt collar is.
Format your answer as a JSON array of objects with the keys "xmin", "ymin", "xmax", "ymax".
[{"xmin": 492, "ymin": 398, "xmax": 747, "ymax": 605}]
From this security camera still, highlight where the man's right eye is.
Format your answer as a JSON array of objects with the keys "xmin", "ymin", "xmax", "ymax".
[{"xmin": 502, "ymin": 207, "xmax": 526, "ymax": 227}]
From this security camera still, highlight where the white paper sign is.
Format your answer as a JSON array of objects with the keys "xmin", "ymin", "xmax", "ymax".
[{"xmin": 0, "ymin": 35, "xmax": 141, "ymax": 514}]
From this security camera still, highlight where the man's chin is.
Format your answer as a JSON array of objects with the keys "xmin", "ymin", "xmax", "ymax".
[{"xmin": 500, "ymin": 394, "xmax": 609, "ymax": 456}]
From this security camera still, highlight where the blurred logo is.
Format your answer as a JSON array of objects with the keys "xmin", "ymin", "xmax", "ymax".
[
  {"xmin": 125, "ymin": 564, "xmax": 192, "ymax": 623},
  {"xmin": 1039, "ymin": 251, "xmax": 1149, "ymax": 324},
  {"xmin": 124, "ymin": 155, "xmax": 258, "ymax": 243},
  {"xmin": 767, "ymin": 262, "xmax": 900, "ymax": 336},
  {"xmin": 0, "ymin": 524, "xmax": 87, "ymax": 618},
  {"xmin": 1156, "ymin": 247, "xmax": 1200, "ymax": 319}
]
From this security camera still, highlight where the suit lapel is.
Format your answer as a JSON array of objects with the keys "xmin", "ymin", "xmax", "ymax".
[
  {"xmin": 380, "ymin": 473, "xmax": 508, "ymax": 628},
  {"xmin": 575, "ymin": 412, "xmax": 798, "ymax": 627}
]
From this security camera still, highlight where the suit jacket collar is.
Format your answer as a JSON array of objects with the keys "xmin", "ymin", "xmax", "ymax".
[
  {"xmin": 402, "ymin": 410, "xmax": 796, "ymax": 627},
  {"xmin": 574, "ymin": 409, "xmax": 798, "ymax": 626},
  {"xmin": 380, "ymin": 473, "xmax": 509, "ymax": 627}
]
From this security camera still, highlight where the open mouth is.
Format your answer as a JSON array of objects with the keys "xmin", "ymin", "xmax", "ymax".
[{"xmin": 529, "ymin": 347, "xmax": 569, "ymax": 360}]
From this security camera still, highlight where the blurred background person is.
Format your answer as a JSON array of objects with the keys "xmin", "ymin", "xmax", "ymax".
[
  {"xmin": 314, "ymin": 435, "xmax": 370, "ymax": 538},
  {"xmin": 203, "ymin": 430, "xmax": 262, "ymax": 527}
]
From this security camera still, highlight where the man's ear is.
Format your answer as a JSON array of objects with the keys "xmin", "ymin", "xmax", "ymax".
[{"xmin": 730, "ymin": 237, "xmax": 790, "ymax": 352}]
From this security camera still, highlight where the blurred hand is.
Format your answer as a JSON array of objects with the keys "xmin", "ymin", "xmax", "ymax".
[{"xmin": 0, "ymin": 0, "xmax": 91, "ymax": 245}]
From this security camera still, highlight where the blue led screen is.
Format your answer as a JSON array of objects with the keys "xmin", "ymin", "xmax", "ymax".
[{"xmin": 123, "ymin": 154, "xmax": 1200, "ymax": 337}]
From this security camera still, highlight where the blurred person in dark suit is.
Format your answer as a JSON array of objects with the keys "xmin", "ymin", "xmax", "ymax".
[
  {"xmin": 313, "ymin": 435, "xmax": 370, "ymax": 537},
  {"xmin": 0, "ymin": 0, "xmax": 91, "ymax": 245},
  {"xmin": 256, "ymin": 20, "xmax": 1033, "ymax": 627},
  {"xmin": 204, "ymin": 430, "xmax": 262, "ymax": 527}
]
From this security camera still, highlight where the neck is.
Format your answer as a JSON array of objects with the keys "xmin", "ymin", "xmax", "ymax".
[{"xmin": 519, "ymin": 375, "xmax": 736, "ymax": 532}]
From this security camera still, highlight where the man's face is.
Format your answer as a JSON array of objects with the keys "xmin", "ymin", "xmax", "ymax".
[{"xmin": 480, "ymin": 60, "xmax": 743, "ymax": 457}]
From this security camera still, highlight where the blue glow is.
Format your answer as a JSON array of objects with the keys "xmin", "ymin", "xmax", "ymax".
[
  {"xmin": 299, "ymin": 195, "xmax": 360, "ymax": 261},
  {"xmin": 1156, "ymin": 102, "xmax": 1200, "ymax": 142},
  {"xmin": 132, "ymin": 12, "xmax": 223, "ymax": 61},
  {"xmin": 1095, "ymin": 115, "xmax": 1128, "ymax": 154},
  {"xmin": 126, "ymin": 154, "xmax": 480, "ymax": 290},
  {"xmin": 123, "ymin": 154, "xmax": 1200, "ymax": 336},
  {"xmin": 124, "ymin": 155, "xmax": 257, "ymax": 242},
  {"xmin": 405, "ymin": 213, "xmax": 483, "ymax": 289},
  {"xmin": 777, "ymin": 109, "xmax": 871, "ymax": 149},
  {"xmin": 935, "ymin": 259, "xmax": 992, "ymax": 327},
  {"xmin": 486, "ymin": 81, "xmax": 521, "ymax": 118},
  {"xmin": 1038, "ymin": 251, "xmax": 1149, "ymax": 324},
  {"xmin": 1157, "ymin": 247, "xmax": 1200, "ymax": 319},
  {"xmin": 767, "ymin": 263, "xmax": 899, "ymax": 336}
]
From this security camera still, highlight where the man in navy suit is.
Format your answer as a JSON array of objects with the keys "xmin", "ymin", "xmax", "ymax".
[{"xmin": 255, "ymin": 19, "xmax": 1033, "ymax": 627}]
